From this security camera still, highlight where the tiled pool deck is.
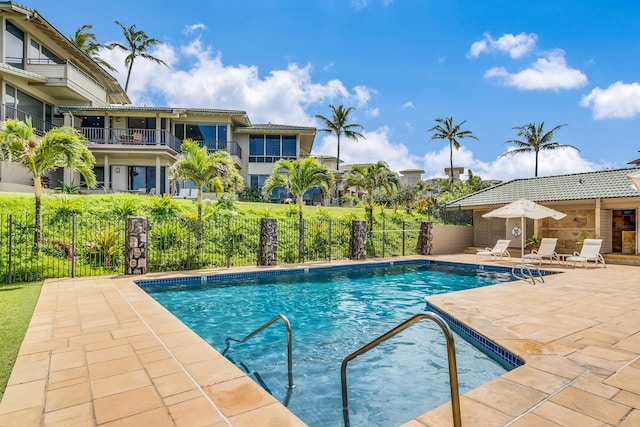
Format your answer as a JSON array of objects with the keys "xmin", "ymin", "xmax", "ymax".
[{"xmin": 0, "ymin": 255, "xmax": 638, "ymax": 426}]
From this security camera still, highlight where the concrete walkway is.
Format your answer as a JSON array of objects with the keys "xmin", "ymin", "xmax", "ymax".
[{"xmin": 0, "ymin": 256, "xmax": 638, "ymax": 426}]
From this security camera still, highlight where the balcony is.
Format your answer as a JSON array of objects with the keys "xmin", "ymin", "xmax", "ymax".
[
  {"xmin": 27, "ymin": 60, "xmax": 107, "ymax": 104},
  {"xmin": 0, "ymin": 103, "xmax": 54, "ymax": 136},
  {"xmin": 193, "ymin": 139, "xmax": 243, "ymax": 159},
  {"xmin": 81, "ymin": 128, "xmax": 182, "ymax": 152}
]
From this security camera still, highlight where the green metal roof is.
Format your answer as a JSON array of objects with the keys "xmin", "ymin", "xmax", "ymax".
[
  {"xmin": 57, "ymin": 106, "xmax": 248, "ymax": 115},
  {"xmin": 446, "ymin": 167, "xmax": 640, "ymax": 209},
  {"xmin": 236, "ymin": 123, "xmax": 316, "ymax": 133}
]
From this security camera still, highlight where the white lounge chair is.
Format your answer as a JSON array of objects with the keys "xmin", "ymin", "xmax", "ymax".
[
  {"xmin": 477, "ymin": 239, "xmax": 511, "ymax": 261},
  {"xmin": 566, "ymin": 239, "xmax": 606, "ymax": 268},
  {"xmin": 172, "ymin": 188, "xmax": 191, "ymax": 199},
  {"xmin": 523, "ymin": 238, "xmax": 559, "ymax": 265},
  {"xmin": 187, "ymin": 188, "xmax": 199, "ymax": 199}
]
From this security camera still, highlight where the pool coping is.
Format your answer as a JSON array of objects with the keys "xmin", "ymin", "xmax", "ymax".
[{"xmin": 1, "ymin": 255, "xmax": 638, "ymax": 426}]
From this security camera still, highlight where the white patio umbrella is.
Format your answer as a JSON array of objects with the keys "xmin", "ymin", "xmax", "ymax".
[
  {"xmin": 482, "ymin": 198, "xmax": 566, "ymax": 261},
  {"xmin": 627, "ymin": 170, "xmax": 640, "ymax": 191}
]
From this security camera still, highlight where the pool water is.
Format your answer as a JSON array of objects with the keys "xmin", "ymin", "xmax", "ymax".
[{"xmin": 144, "ymin": 262, "xmax": 515, "ymax": 426}]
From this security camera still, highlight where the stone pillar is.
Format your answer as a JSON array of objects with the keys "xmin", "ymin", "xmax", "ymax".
[
  {"xmin": 258, "ymin": 218, "xmax": 278, "ymax": 266},
  {"xmin": 125, "ymin": 217, "xmax": 147, "ymax": 274},
  {"xmin": 349, "ymin": 220, "xmax": 367, "ymax": 260},
  {"xmin": 417, "ymin": 221, "xmax": 433, "ymax": 255}
]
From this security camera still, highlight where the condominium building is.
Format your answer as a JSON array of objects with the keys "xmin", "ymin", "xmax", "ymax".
[{"xmin": 0, "ymin": 2, "xmax": 316, "ymax": 195}]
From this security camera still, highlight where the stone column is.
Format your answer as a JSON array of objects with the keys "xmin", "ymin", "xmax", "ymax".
[
  {"xmin": 417, "ymin": 221, "xmax": 434, "ymax": 255},
  {"xmin": 258, "ymin": 218, "xmax": 278, "ymax": 266},
  {"xmin": 349, "ymin": 220, "xmax": 367, "ymax": 260},
  {"xmin": 125, "ymin": 217, "xmax": 147, "ymax": 274}
]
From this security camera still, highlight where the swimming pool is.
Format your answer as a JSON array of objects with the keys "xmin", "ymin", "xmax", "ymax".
[{"xmin": 141, "ymin": 260, "xmax": 521, "ymax": 426}]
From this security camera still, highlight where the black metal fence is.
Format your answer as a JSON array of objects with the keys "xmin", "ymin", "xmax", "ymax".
[{"xmin": 1, "ymin": 214, "xmax": 427, "ymax": 284}]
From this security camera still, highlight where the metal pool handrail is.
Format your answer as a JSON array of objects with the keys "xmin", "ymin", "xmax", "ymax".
[
  {"xmin": 340, "ymin": 311, "xmax": 462, "ymax": 427},
  {"xmin": 224, "ymin": 314, "xmax": 295, "ymax": 389},
  {"xmin": 511, "ymin": 263, "xmax": 545, "ymax": 284}
]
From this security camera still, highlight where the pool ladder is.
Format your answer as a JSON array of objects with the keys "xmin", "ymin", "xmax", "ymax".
[
  {"xmin": 340, "ymin": 311, "xmax": 462, "ymax": 427},
  {"xmin": 223, "ymin": 314, "xmax": 295, "ymax": 390},
  {"xmin": 511, "ymin": 263, "xmax": 545, "ymax": 285}
]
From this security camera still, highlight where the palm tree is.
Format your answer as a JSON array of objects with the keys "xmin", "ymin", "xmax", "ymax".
[
  {"xmin": 343, "ymin": 161, "xmax": 400, "ymax": 232},
  {"xmin": 169, "ymin": 140, "xmax": 243, "ymax": 248},
  {"xmin": 69, "ymin": 24, "xmax": 117, "ymax": 72},
  {"xmin": 106, "ymin": 21, "xmax": 167, "ymax": 92},
  {"xmin": 0, "ymin": 119, "xmax": 96, "ymax": 250},
  {"xmin": 315, "ymin": 105, "xmax": 365, "ymax": 171},
  {"xmin": 263, "ymin": 158, "xmax": 333, "ymax": 260},
  {"xmin": 500, "ymin": 122, "xmax": 577, "ymax": 177},
  {"xmin": 428, "ymin": 117, "xmax": 479, "ymax": 184}
]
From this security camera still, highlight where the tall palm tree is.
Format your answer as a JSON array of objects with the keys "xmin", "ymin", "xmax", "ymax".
[
  {"xmin": 315, "ymin": 105, "xmax": 365, "ymax": 171},
  {"xmin": 344, "ymin": 161, "xmax": 400, "ymax": 231},
  {"xmin": 106, "ymin": 21, "xmax": 167, "ymax": 92},
  {"xmin": 500, "ymin": 122, "xmax": 577, "ymax": 177},
  {"xmin": 264, "ymin": 158, "xmax": 333, "ymax": 259},
  {"xmin": 169, "ymin": 140, "xmax": 243, "ymax": 248},
  {"xmin": 0, "ymin": 119, "xmax": 96, "ymax": 250},
  {"xmin": 69, "ymin": 24, "xmax": 116, "ymax": 72},
  {"xmin": 428, "ymin": 117, "xmax": 479, "ymax": 184}
]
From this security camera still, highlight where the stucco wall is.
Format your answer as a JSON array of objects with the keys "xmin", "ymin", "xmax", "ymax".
[{"xmin": 431, "ymin": 225, "xmax": 474, "ymax": 255}]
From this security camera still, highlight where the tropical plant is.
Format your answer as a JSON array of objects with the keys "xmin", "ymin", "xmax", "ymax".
[
  {"xmin": 53, "ymin": 196, "xmax": 82, "ymax": 219},
  {"xmin": 69, "ymin": 24, "xmax": 116, "ymax": 72},
  {"xmin": 428, "ymin": 117, "xmax": 479, "ymax": 184},
  {"xmin": 55, "ymin": 180, "xmax": 82, "ymax": 194},
  {"xmin": 85, "ymin": 225, "xmax": 123, "ymax": 268},
  {"xmin": 106, "ymin": 21, "xmax": 167, "ymax": 92},
  {"xmin": 149, "ymin": 195, "xmax": 182, "ymax": 219},
  {"xmin": 111, "ymin": 198, "xmax": 139, "ymax": 218},
  {"xmin": 263, "ymin": 158, "xmax": 333, "ymax": 259},
  {"xmin": 315, "ymin": 104, "xmax": 365, "ymax": 171},
  {"xmin": 169, "ymin": 139, "xmax": 244, "ymax": 248},
  {"xmin": 500, "ymin": 122, "xmax": 577, "ymax": 177},
  {"xmin": 343, "ymin": 161, "xmax": 400, "ymax": 232},
  {"xmin": 0, "ymin": 119, "xmax": 96, "ymax": 251}
]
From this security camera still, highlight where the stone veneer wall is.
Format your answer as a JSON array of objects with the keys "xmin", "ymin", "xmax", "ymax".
[
  {"xmin": 349, "ymin": 220, "xmax": 367, "ymax": 260},
  {"xmin": 125, "ymin": 217, "xmax": 147, "ymax": 275},
  {"xmin": 537, "ymin": 209, "xmax": 597, "ymax": 253},
  {"xmin": 257, "ymin": 218, "xmax": 278, "ymax": 266}
]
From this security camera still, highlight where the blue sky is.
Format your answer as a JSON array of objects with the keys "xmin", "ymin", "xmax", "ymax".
[{"xmin": 26, "ymin": 0, "xmax": 640, "ymax": 181}]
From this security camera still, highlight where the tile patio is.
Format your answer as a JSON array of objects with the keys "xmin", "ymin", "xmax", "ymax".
[{"xmin": 0, "ymin": 255, "xmax": 638, "ymax": 426}]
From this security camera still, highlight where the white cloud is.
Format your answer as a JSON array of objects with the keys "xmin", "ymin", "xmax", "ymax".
[
  {"xmin": 422, "ymin": 145, "xmax": 605, "ymax": 182},
  {"xmin": 312, "ymin": 126, "xmax": 421, "ymax": 172},
  {"xmin": 183, "ymin": 23, "xmax": 206, "ymax": 35},
  {"xmin": 402, "ymin": 101, "xmax": 414, "ymax": 109},
  {"xmin": 484, "ymin": 49, "xmax": 588, "ymax": 91},
  {"xmin": 580, "ymin": 81, "xmax": 640, "ymax": 119},
  {"xmin": 100, "ymin": 39, "xmax": 356, "ymax": 125},
  {"xmin": 366, "ymin": 107, "xmax": 380, "ymax": 117},
  {"xmin": 468, "ymin": 32, "xmax": 537, "ymax": 59}
]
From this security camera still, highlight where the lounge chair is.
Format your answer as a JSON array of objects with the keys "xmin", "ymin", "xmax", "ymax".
[
  {"xmin": 523, "ymin": 238, "xmax": 559, "ymax": 265},
  {"xmin": 565, "ymin": 239, "xmax": 606, "ymax": 268},
  {"xmin": 187, "ymin": 188, "xmax": 199, "ymax": 199},
  {"xmin": 476, "ymin": 239, "xmax": 511, "ymax": 261},
  {"xmin": 173, "ymin": 188, "xmax": 191, "ymax": 199}
]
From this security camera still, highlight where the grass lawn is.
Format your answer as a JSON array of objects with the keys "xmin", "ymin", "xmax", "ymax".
[{"xmin": 0, "ymin": 282, "xmax": 42, "ymax": 402}]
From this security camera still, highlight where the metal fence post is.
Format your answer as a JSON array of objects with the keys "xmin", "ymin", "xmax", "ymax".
[
  {"xmin": 402, "ymin": 221, "xmax": 406, "ymax": 256},
  {"xmin": 186, "ymin": 219, "xmax": 192, "ymax": 270},
  {"xmin": 226, "ymin": 217, "xmax": 231, "ymax": 268},
  {"xmin": 328, "ymin": 220, "xmax": 332, "ymax": 261},
  {"xmin": 382, "ymin": 218, "xmax": 386, "ymax": 258},
  {"xmin": 71, "ymin": 215, "xmax": 76, "ymax": 278},
  {"xmin": 7, "ymin": 215, "xmax": 13, "ymax": 284}
]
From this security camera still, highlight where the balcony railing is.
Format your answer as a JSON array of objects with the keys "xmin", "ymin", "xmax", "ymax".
[
  {"xmin": 0, "ymin": 103, "xmax": 54, "ymax": 136},
  {"xmin": 192, "ymin": 139, "xmax": 242, "ymax": 158},
  {"xmin": 81, "ymin": 128, "xmax": 182, "ymax": 152}
]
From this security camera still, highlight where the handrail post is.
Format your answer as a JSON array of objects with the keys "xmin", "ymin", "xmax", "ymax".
[
  {"xmin": 341, "ymin": 311, "xmax": 462, "ymax": 427},
  {"xmin": 224, "ymin": 314, "xmax": 295, "ymax": 390}
]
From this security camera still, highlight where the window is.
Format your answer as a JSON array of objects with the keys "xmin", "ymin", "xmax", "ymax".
[
  {"xmin": 128, "ymin": 166, "xmax": 166, "ymax": 193},
  {"xmin": 250, "ymin": 174, "xmax": 284, "ymax": 200},
  {"xmin": 174, "ymin": 123, "xmax": 228, "ymax": 151},
  {"xmin": 28, "ymin": 40, "xmax": 63, "ymax": 65},
  {"xmin": 5, "ymin": 21, "xmax": 24, "ymax": 69},
  {"xmin": 3, "ymin": 85, "xmax": 53, "ymax": 132},
  {"xmin": 80, "ymin": 167, "xmax": 104, "ymax": 189},
  {"xmin": 249, "ymin": 134, "xmax": 298, "ymax": 162}
]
